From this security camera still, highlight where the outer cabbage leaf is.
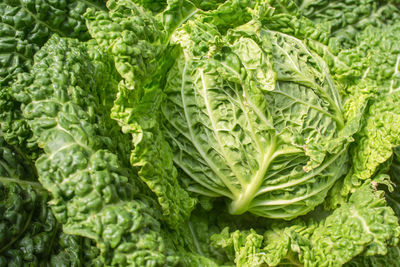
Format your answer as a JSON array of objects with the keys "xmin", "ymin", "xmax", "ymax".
[
  {"xmin": 257, "ymin": 0, "xmax": 331, "ymax": 45},
  {"xmin": 0, "ymin": 0, "xmax": 108, "ymax": 166},
  {"xmin": 49, "ymin": 233, "xmax": 102, "ymax": 267},
  {"xmin": 0, "ymin": 138, "xmax": 43, "ymax": 266},
  {"xmin": 345, "ymin": 246, "xmax": 400, "ymax": 267},
  {"xmin": 162, "ymin": 9, "xmax": 353, "ymax": 219},
  {"xmin": 12, "ymin": 35, "xmax": 182, "ymax": 266},
  {"xmin": 341, "ymin": 144, "xmax": 400, "ymax": 266},
  {"xmin": 212, "ymin": 181, "xmax": 400, "ymax": 267},
  {"xmin": 345, "ymin": 149, "xmax": 400, "ymax": 266},
  {"xmin": 0, "ymin": 89, "xmax": 40, "ymax": 162},
  {"xmin": 174, "ymin": 198, "xmax": 275, "ymax": 267},
  {"xmin": 296, "ymin": 0, "xmax": 400, "ymax": 49},
  {"xmin": 387, "ymin": 147, "xmax": 400, "ymax": 216},
  {"xmin": 0, "ymin": 0, "xmax": 107, "ymax": 86},
  {"xmin": 0, "ymin": 138, "xmax": 100, "ymax": 267},
  {"xmin": 211, "ymin": 228, "xmax": 270, "ymax": 267},
  {"xmin": 85, "ymin": 0, "xmax": 197, "ymax": 228},
  {"xmin": 129, "ymin": 0, "xmax": 167, "ymax": 13},
  {"xmin": 334, "ymin": 22, "xmax": 400, "ymax": 197}
]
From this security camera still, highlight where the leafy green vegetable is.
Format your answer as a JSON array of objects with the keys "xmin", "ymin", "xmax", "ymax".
[
  {"xmin": 296, "ymin": 0, "xmax": 400, "ymax": 49},
  {"xmin": 162, "ymin": 3, "xmax": 354, "ymax": 219},
  {"xmin": 12, "ymin": 34, "xmax": 183, "ymax": 266},
  {"xmin": 85, "ymin": 0, "xmax": 197, "ymax": 228},
  {"xmin": 0, "ymin": 0, "xmax": 106, "ymax": 86},
  {"xmin": 387, "ymin": 148, "xmax": 400, "ymax": 217},
  {"xmin": 212, "ymin": 180, "xmax": 400, "ymax": 267},
  {"xmin": 344, "ymin": 148, "xmax": 400, "ymax": 267},
  {"xmin": 330, "ymin": 21, "xmax": 400, "ymax": 199},
  {"xmin": 85, "ymin": 1, "xmax": 400, "ymax": 265},
  {"xmin": 0, "ymin": 89, "xmax": 40, "ymax": 163},
  {"xmin": 345, "ymin": 246, "xmax": 400, "ymax": 267},
  {"xmin": 1, "ymin": 0, "xmax": 400, "ymax": 266},
  {"xmin": 86, "ymin": 0, "xmax": 357, "ymax": 221},
  {"xmin": 0, "ymin": 0, "xmax": 108, "ymax": 169},
  {"xmin": 0, "ymin": 137, "xmax": 100, "ymax": 266}
]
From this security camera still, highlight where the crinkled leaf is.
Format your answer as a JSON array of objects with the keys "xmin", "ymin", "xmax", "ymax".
[
  {"xmin": 0, "ymin": 137, "xmax": 100, "ymax": 266},
  {"xmin": 0, "ymin": 0, "xmax": 106, "ymax": 86},
  {"xmin": 212, "ymin": 181, "xmax": 400, "ymax": 266},
  {"xmin": 296, "ymin": 0, "xmax": 400, "ymax": 49},
  {"xmin": 162, "ymin": 10, "xmax": 351, "ymax": 219},
  {"xmin": 336, "ymin": 22, "xmax": 400, "ymax": 196},
  {"xmin": 13, "ymin": 35, "xmax": 181, "ymax": 266},
  {"xmin": 85, "ymin": 0, "xmax": 197, "ymax": 228}
]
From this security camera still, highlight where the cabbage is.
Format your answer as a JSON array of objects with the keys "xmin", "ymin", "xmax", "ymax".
[
  {"xmin": 2, "ymin": 0, "xmax": 400, "ymax": 266},
  {"xmin": 161, "ymin": 6, "xmax": 354, "ymax": 219}
]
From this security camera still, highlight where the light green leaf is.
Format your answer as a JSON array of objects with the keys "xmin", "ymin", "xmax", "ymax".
[
  {"xmin": 86, "ymin": 0, "xmax": 197, "ymax": 228},
  {"xmin": 336, "ymin": 22, "xmax": 400, "ymax": 196},
  {"xmin": 213, "ymin": 181, "xmax": 400, "ymax": 267},
  {"xmin": 163, "ymin": 13, "xmax": 351, "ymax": 219}
]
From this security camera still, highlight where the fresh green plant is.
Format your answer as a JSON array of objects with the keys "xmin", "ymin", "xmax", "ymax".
[
  {"xmin": 0, "ymin": 137, "xmax": 101, "ymax": 266},
  {"xmin": 1, "ymin": 0, "xmax": 400, "ymax": 266}
]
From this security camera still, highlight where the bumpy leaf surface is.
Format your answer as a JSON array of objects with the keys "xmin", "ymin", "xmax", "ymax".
[
  {"xmin": 162, "ymin": 8, "xmax": 351, "ymax": 219},
  {"xmin": 85, "ymin": 0, "xmax": 197, "ymax": 228},
  {"xmin": 296, "ymin": 0, "xmax": 400, "ymax": 49},
  {"xmin": 0, "ymin": 0, "xmax": 108, "ymax": 166},
  {"xmin": 212, "ymin": 181, "xmax": 400, "ymax": 267},
  {"xmin": 0, "ymin": 0, "xmax": 106, "ymax": 86},
  {"xmin": 0, "ymin": 137, "xmax": 101, "ymax": 266},
  {"xmin": 334, "ymin": 22, "xmax": 400, "ymax": 196},
  {"xmin": 12, "ymin": 35, "xmax": 181, "ymax": 266}
]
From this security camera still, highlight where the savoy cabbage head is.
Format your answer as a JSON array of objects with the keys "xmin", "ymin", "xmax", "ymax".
[{"xmin": 161, "ymin": 6, "xmax": 353, "ymax": 219}]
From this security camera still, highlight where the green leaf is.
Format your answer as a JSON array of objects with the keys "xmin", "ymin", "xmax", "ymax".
[
  {"xmin": 336, "ymin": 22, "xmax": 400, "ymax": 196},
  {"xmin": 212, "ymin": 181, "xmax": 400, "ymax": 267},
  {"xmin": 0, "ymin": 0, "xmax": 108, "ymax": 167},
  {"xmin": 345, "ymin": 245, "xmax": 400, "ymax": 267},
  {"xmin": 296, "ymin": 0, "xmax": 400, "ymax": 49},
  {"xmin": 387, "ymin": 147, "xmax": 400, "ymax": 217},
  {"xmin": 0, "ymin": 136, "xmax": 100, "ymax": 266},
  {"xmin": 162, "ymin": 11, "xmax": 351, "ymax": 219},
  {"xmin": 0, "ymin": 0, "xmax": 107, "ymax": 86},
  {"xmin": 86, "ymin": 0, "xmax": 197, "ymax": 229},
  {"xmin": 13, "ymin": 35, "xmax": 181, "ymax": 266},
  {"xmin": 345, "ymin": 148, "xmax": 400, "ymax": 267}
]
